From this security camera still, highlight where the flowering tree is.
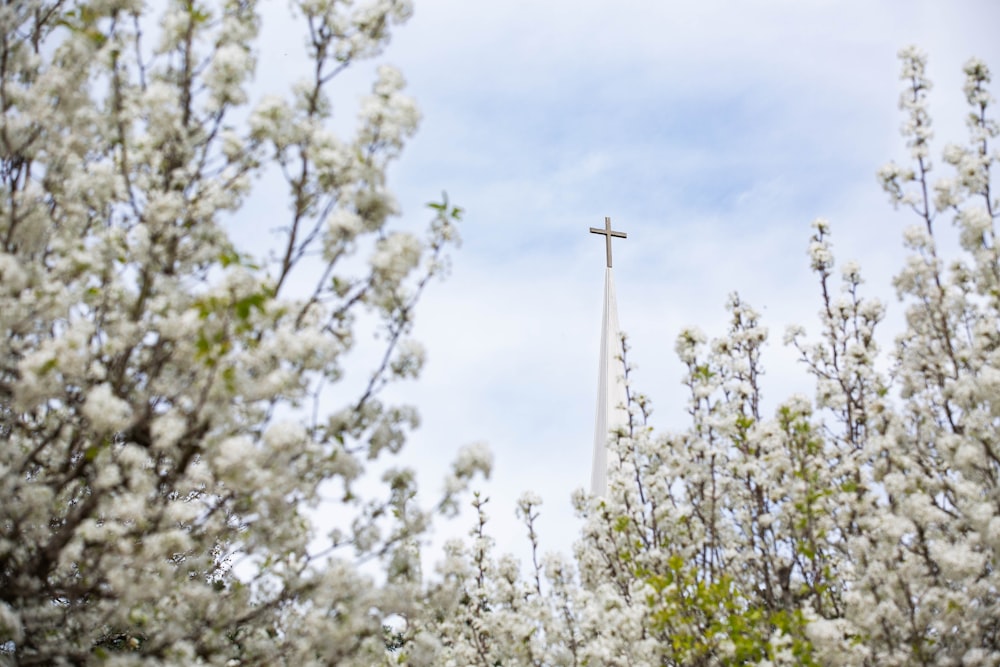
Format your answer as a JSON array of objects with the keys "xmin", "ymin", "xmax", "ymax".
[
  {"xmin": 431, "ymin": 49, "xmax": 1000, "ymax": 666},
  {"xmin": 0, "ymin": 1, "xmax": 491, "ymax": 664}
]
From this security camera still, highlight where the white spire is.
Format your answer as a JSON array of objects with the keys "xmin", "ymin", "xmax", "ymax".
[{"xmin": 588, "ymin": 217, "xmax": 630, "ymax": 496}]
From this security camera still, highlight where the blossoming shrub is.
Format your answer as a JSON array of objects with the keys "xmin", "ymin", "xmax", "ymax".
[
  {"xmin": 0, "ymin": 1, "xmax": 488, "ymax": 664},
  {"xmin": 430, "ymin": 48, "xmax": 1000, "ymax": 667}
]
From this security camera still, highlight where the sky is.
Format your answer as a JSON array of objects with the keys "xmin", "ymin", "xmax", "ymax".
[{"xmin": 254, "ymin": 1, "xmax": 1000, "ymax": 567}]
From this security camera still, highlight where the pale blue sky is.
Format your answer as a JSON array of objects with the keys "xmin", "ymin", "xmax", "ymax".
[{"xmin": 256, "ymin": 0, "xmax": 1000, "ymax": 561}]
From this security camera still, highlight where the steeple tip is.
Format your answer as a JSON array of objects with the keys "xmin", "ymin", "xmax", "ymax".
[{"xmin": 590, "ymin": 258, "xmax": 629, "ymax": 496}]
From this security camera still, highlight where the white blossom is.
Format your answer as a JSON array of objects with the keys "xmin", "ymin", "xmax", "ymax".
[
  {"xmin": 371, "ymin": 231, "xmax": 422, "ymax": 282},
  {"xmin": 0, "ymin": 2, "xmax": 468, "ymax": 662},
  {"xmin": 454, "ymin": 441, "xmax": 494, "ymax": 480},
  {"xmin": 82, "ymin": 383, "xmax": 133, "ymax": 433}
]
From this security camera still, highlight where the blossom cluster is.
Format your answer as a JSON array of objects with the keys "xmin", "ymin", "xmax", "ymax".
[{"xmin": 0, "ymin": 1, "xmax": 475, "ymax": 664}]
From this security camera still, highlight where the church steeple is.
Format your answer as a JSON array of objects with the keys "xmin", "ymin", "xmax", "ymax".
[{"xmin": 589, "ymin": 219, "xmax": 629, "ymax": 496}]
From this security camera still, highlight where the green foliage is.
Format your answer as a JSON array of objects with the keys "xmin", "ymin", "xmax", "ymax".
[{"xmin": 639, "ymin": 554, "xmax": 817, "ymax": 666}]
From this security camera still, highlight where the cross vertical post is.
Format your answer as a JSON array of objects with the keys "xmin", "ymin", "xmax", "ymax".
[{"xmin": 589, "ymin": 217, "xmax": 627, "ymax": 268}]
